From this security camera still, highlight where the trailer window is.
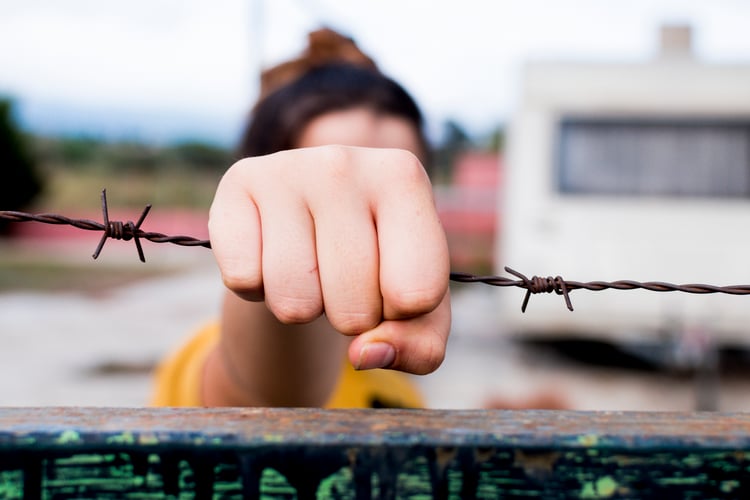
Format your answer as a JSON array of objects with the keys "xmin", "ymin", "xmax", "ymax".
[{"xmin": 557, "ymin": 118, "xmax": 750, "ymax": 197}]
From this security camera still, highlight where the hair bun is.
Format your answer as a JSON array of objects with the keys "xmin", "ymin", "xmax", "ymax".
[
  {"xmin": 260, "ymin": 28, "xmax": 378, "ymax": 99},
  {"xmin": 305, "ymin": 28, "xmax": 377, "ymax": 69}
]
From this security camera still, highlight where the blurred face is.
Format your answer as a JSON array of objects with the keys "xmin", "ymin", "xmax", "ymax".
[{"xmin": 296, "ymin": 107, "xmax": 424, "ymax": 160}]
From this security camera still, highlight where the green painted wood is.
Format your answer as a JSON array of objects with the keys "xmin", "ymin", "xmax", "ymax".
[{"xmin": 0, "ymin": 408, "xmax": 748, "ymax": 498}]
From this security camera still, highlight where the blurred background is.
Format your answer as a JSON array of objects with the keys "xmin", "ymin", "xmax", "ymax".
[{"xmin": 1, "ymin": 0, "xmax": 750, "ymax": 410}]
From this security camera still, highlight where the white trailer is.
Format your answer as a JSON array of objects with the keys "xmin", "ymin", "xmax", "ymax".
[{"xmin": 497, "ymin": 27, "xmax": 750, "ymax": 347}]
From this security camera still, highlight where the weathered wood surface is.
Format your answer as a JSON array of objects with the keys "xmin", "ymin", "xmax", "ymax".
[{"xmin": 0, "ymin": 407, "xmax": 748, "ymax": 498}]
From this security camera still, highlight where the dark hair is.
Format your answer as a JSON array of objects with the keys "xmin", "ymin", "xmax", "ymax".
[{"xmin": 237, "ymin": 63, "xmax": 431, "ymax": 169}]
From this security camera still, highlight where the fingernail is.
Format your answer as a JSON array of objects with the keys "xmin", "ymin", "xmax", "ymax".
[{"xmin": 356, "ymin": 342, "xmax": 396, "ymax": 370}]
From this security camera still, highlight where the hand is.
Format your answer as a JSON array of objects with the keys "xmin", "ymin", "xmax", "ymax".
[{"xmin": 208, "ymin": 145, "xmax": 451, "ymax": 374}]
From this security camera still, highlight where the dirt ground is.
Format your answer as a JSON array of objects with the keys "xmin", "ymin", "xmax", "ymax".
[{"xmin": 1, "ymin": 237, "xmax": 749, "ymax": 411}]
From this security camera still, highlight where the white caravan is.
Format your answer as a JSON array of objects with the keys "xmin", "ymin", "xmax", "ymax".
[{"xmin": 498, "ymin": 27, "xmax": 750, "ymax": 347}]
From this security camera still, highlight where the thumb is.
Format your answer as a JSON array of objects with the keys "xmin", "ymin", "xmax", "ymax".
[{"xmin": 347, "ymin": 290, "xmax": 451, "ymax": 375}]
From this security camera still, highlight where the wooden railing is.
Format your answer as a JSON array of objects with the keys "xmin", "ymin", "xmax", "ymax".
[{"xmin": 0, "ymin": 407, "xmax": 748, "ymax": 498}]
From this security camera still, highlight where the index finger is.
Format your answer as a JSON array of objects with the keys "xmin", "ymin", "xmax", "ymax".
[{"xmin": 208, "ymin": 161, "xmax": 264, "ymax": 301}]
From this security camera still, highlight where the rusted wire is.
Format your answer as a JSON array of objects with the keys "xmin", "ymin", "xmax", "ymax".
[
  {"xmin": 1, "ymin": 190, "xmax": 211, "ymax": 263},
  {"xmin": 3, "ymin": 189, "xmax": 750, "ymax": 313},
  {"xmin": 449, "ymin": 267, "xmax": 750, "ymax": 312}
]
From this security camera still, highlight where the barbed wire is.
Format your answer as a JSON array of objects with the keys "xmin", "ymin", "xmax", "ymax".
[
  {"xmin": 1, "ymin": 190, "xmax": 211, "ymax": 263},
  {"xmin": 449, "ymin": 269, "xmax": 750, "ymax": 313},
  {"xmin": 3, "ymin": 189, "xmax": 750, "ymax": 313}
]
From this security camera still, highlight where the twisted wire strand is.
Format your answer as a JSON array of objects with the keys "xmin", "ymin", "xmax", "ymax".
[
  {"xmin": 449, "ymin": 267, "xmax": 750, "ymax": 313},
  {"xmin": 3, "ymin": 190, "xmax": 750, "ymax": 313},
  {"xmin": 0, "ymin": 211, "xmax": 211, "ymax": 246},
  {"xmin": 0, "ymin": 190, "xmax": 211, "ymax": 263}
]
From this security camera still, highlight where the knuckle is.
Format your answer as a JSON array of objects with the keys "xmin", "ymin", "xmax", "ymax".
[
  {"xmin": 386, "ymin": 286, "xmax": 444, "ymax": 316},
  {"xmin": 384, "ymin": 149, "xmax": 428, "ymax": 184},
  {"xmin": 408, "ymin": 336, "xmax": 446, "ymax": 375},
  {"xmin": 220, "ymin": 157, "xmax": 253, "ymax": 183},
  {"xmin": 328, "ymin": 310, "xmax": 380, "ymax": 335},
  {"xmin": 268, "ymin": 295, "xmax": 323, "ymax": 324},
  {"xmin": 318, "ymin": 143, "xmax": 352, "ymax": 164},
  {"xmin": 217, "ymin": 157, "xmax": 266, "ymax": 193},
  {"xmin": 316, "ymin": 145, "xmax": 355, "ymax": 180},
  {"xmin": 220, "ymin": 267, "xmax": 262, "ymax": 295}
]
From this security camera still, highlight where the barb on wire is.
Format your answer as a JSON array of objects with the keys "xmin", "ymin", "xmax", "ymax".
[
  {"xmin": 450, "ymin": 268, "xmax": 573, "ymax": 312},
  {"xmin": 93, "ymin": 190, "xmax": 151, "ymax": 262},
  {"xmin": 0, "ymin": 189, "xmax": 211, "ymax": 263},
  {"xmin": 3, "ymin": 189, "xmax": 750, "ymax": 314},
  {"xmin": 449, "ymin": 267, "xmax": 750, "ymax": 313}
]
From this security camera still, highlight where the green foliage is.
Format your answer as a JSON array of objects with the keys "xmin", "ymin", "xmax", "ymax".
[
  {"xmin": 432, "ymin": 119, "xmax": 475, "ymax": 182},
  {"xmin": 59, "ymin": 137, "xmax": 100, "ymax": 164},
  {"xmin": 105, "ymin": 141, "xmax": 161, "ymax": 172},
  {"xmin": 26, "ymin": 136, "xmax": 228, "ymax": 211},
  {"xmin": 0, "ymin": 98, "xmax": 43, "ymax": 232},
  {"xmin": 167, "ymin": 141, "xmax": 235, "ymax": 172},
  {"xmin": 484, "ymin": 125, "xmax": 505, "ymax": 153},
  {"xmin": 29, "ymin": 135, "xmax": 233, "ymax": 174}
]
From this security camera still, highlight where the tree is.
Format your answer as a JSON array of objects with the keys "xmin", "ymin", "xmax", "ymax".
[
  {"xmin": 0, "ymin": 98, "xmax": 43, "ymax": 234},
  {"xmin": 432, "ymin": 119, "xmax": 473, "ymax": 182},
  {"xmin": 168, "ymin": 141, "xmax": 234, "ymax": 172}
]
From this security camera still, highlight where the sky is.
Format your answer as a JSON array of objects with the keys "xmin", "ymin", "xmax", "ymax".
[{"xmin": 1, "ymin": 0, "xmax": 749, "ymax": 146}]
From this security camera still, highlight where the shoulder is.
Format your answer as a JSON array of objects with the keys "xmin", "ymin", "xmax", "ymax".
[{"xmin": 151, "ymin": 323, "xmax": 220, "ymax": 406}]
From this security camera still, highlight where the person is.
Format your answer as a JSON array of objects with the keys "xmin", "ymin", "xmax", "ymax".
[{"xmin": 151, "ymin": 28, "xmax": 450, "ymax": 408}]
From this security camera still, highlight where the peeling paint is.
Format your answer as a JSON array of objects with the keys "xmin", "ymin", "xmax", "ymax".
[
  {"xmin": 56, "ymin": 429, "xmax": 81, "ymax": 444},
  {"xmin": 106, "ymin": 431, "xmax": 135, "ymax": 445},
  {"xmin": 513, "ymin": 449, "xmax": 560, "ymax": 479},
  {"xmin": 137, "ymin": 434, "xmax": 159, "ymax": 446},
  {"xmin": 0, "ymin": 408, "xmax": 747, "ymax": 497},
  {"xmin": 721, "ymin": 479, "xmax": 740, "ymax": 493},
  {"xmin": 262, "ymin": 433, "xmax": 284, "ymax": 443},
  {"xmin": 581, "ymin": 475, "xmax": 618, "ymax": 498},
  {"xmin": 577, "ymin": 434, "xmax": 599, "ymax": 447}
]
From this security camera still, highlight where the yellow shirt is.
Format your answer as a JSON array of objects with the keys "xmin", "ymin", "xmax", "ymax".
[{"xmin": 151, "ymin": 322, "xmax": 424, "ymax": 409}]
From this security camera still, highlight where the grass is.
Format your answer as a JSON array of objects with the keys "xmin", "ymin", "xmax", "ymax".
[{"xmin": 33, "ymin": 164, "xmax": 220, "ymax": 211}]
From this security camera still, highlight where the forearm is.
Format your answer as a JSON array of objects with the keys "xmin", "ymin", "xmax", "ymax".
[{"xmin": 202, "ymin": 290, "xmax": 349, "ymax": 407}]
